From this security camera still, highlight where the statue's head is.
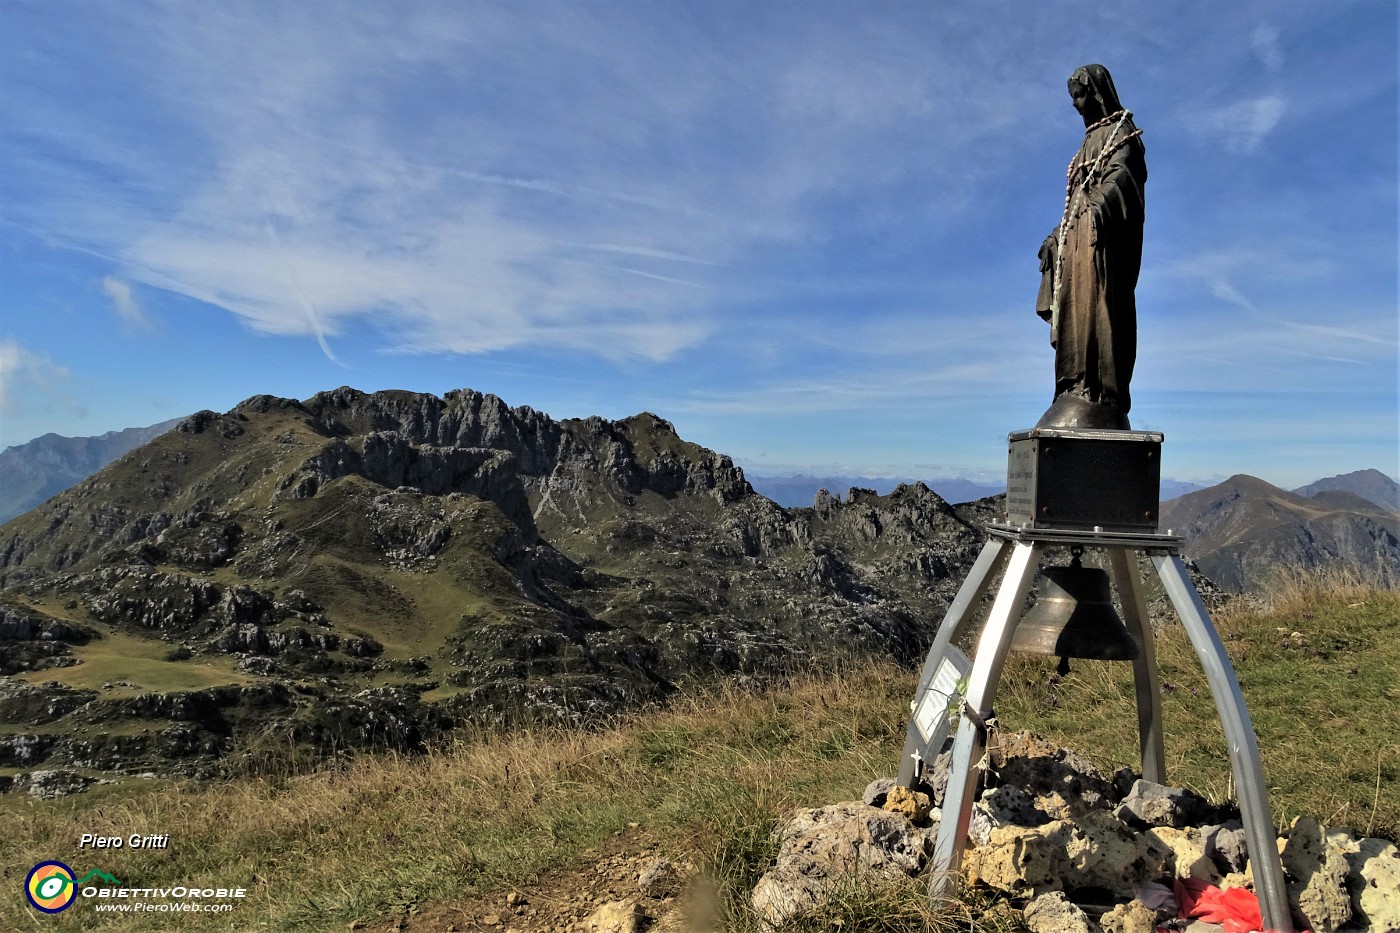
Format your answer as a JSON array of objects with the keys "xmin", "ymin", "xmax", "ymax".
[{"xmin": 1068, "ymin": 64, "xmax": 1123, "ymax": 125}]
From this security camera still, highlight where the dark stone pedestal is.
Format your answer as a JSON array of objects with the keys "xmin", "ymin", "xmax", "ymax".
[{"xmin": 1006, "ymin": 427, "xmax": 1162, "ymax": 532}]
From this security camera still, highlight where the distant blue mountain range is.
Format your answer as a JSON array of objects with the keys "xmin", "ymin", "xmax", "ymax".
[
  {"xmin": 0, "ymin": 419, "xmax": 183, "ymax": 523},
  {"xmin": 745, "ymin": 473, "xmax": 1216, "ymax": 509},
  {"xmin": 744, "ymin": 473, "xmax": 1004, "ymax": 509}
]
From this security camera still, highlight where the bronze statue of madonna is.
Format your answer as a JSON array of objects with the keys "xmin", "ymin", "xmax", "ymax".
[{"xmin": 1036, "ymin": 64, "xmax": 1146, "ymax": 430}]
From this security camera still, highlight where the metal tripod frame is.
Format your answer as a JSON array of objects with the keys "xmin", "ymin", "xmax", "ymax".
[{"xmin": 897, "ymin": 523, "xmax": 1293, "ymax": 933}]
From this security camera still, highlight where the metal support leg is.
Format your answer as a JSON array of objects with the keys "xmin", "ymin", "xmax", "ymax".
[
  {"xmin": 929, "ymin": 541, "xmax": 1042, "ymax": 900},
  {"xmin": 1152, "ymin": 554, "xmax": 1293, "ymax": 933},
  {"xmin": 1109, "ymin": 548, "xmax": 1166, "ymax": 784},
  {"xmin": 898, "ymin": 538, "xmax": 1011, "ymax": 786}
]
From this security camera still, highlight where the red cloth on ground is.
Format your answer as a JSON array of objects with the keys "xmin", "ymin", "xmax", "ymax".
[{"xmin": 1170, "ymin": 876, "xmax": 1306, "ymax": 933}]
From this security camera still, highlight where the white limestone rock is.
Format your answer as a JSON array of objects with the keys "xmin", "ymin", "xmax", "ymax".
[
  {"xmin": 749, "ymin": 801, "xmax": 928, "ymax": 927},
  {"xmin": 1023, "ymin": 891, "xmax": 1102, "ymax": 933},
  {"xmin": 1346, "ymin": 837, "xmax": 1400, "ymax": 933},
  {"xmin": 1282, "ymin": 816, "xmax": 1353, "ymax": 933}
]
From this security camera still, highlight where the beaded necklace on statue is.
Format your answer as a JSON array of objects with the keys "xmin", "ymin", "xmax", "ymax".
[
  {"xmin": 1048, "ymin": 108, "xmax": 1142, "ymax": 332},
  {"xmin": 1062, "ymin": 110, "xmax": 1140, "ymax": 217},
  {"xmin": 1080, "ymin": 109, "xmax": 1124, "ymax": 136}
]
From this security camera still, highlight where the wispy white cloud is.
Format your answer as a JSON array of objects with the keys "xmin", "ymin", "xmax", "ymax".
[
  {"xmin": 0, "ymin": 341, "xmax": 27, "ymax": 413},
  {"xmin": 1209, "ymin": 279, "xmax": 1256, "ymax": 312},
  {"xmin": 1194, "ymin": 95, "xmax": 1287, "ymax": 153},
  {"xmin": 585, "ymin": 245, "xmax": 719, "ymax": 266},
  {"xmin": 100, "ymin": 276, "xmax": 151, "ymax": 331},
  {"xmin": 673, "ymin": 352, "xmax": 1041, "ymax": 417},
  {"xmin": 1275, "ymin": 347, "xmax": 1366, "ymax": 366},
  {"xmin": 1158, "ymin": 250, "xmax": 1260, "ymax": 311},
  {"xmin": 263, "ymin": 223, "xmax": 344, "ymax": 366},
  {"xmin": 1135, "ymin": 306, "xmax": 1395, "ymax": 405},
  {"xmin": 1157, "ymin": 243, "xmax": 1333, "ymax": 313},
  {"xmin": 0, "ymin": 339, "xmax": 80, "ymax": 417},
  {"xmin": 595, "ymin": 265, "xmax": 710, "ymax": 289},
  {"xmin": 0, "ymin": 2, "xmax": 1078, "ymax": 367},
  {"xmin": 1, "ymin": 1, "xmax": 1394, "ymax": 483},
  {"xmin": 1271, "ymin": 319, "xmax": 1396, "ymax": 347},
  {"xmin": 1251, "ymin": 24, "xmax": 1284, "ymax": 71}
]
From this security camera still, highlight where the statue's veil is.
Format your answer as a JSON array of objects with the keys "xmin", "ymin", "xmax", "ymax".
[{"xmin": 1070, "ymin": 64, "xmax": 1124, "ymax": 117}]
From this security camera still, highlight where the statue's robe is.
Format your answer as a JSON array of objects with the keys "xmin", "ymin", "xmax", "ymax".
[{"xmin": 1049, "ymin": 111, "xmax": 1146, "ymax": 416}]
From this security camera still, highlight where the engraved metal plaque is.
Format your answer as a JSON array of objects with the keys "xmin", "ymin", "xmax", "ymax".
[{"xmin": 1006, "ymin": 427, "xmax": 1162, "ymax": 532}]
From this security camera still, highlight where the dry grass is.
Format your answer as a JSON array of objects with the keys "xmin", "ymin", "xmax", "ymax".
[
  {"xmin": 1249, "ymin": 561, "xmax": 1398, "ymax": 611},
  {"xmin": 997, "ymin": 567, "xmax": 1400, "ymax": 840},
  {"xmin": 4, "ymin": 574, "xmax": 1395, "ymax": 931},
  {"xmin": 2, "ymin": 659, "xmax": 914, "ymax": 931},
  {"xmin": 753, "ymin": 876, "xmax": 1027, "ymax": 933}
]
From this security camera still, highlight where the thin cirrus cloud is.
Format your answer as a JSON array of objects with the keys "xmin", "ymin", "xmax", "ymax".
[
  {"xmin": 1, "ymin": 1, "xmax": 1074, "ymax": 368},
  {"xmin": 1155, "ymin": 242, "xmax": 1335, "ymax": 313},
  {"xmin": 1192, "ymin": 95, "xmax": 1288, "ymax": 154},
  {"xmin": 5, "ymin": 7, "xmax": 745, "ymax": 363},
  {"xmin": 672, "ymin": 354, "xmax": 1040, "ymax": 417},
  {"xmin": 106, "ymin": 155, "xmax": 728, "ymax": 363},
  {"xmin": 100, "ymin": 276, "xmax": 152, "ymax": 332},
  {"xmin": 0, "ymin": 1, "xmax": 1394, "ymax": 482}
]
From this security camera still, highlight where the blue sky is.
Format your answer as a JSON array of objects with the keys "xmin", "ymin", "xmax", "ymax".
[{"xmin": 1, "ymin": 1, "xmax": 1395, "ymax": 489}]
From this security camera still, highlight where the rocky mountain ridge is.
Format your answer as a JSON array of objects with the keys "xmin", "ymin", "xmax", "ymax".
[
  {"xmin": 3, "ymin": 389, "xmax": 1392, "ymax": 786},
  {"xmin": 0, "ymin": 387, "xmax": 985, "ymax": 783}
]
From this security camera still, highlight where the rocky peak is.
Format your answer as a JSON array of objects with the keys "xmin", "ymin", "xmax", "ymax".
[
  {"xmin": 810, "ymin": 481, "xmax": 972, "ymax": 547},
  {"xmin": 297, "ymin": 387, "xmax": 564, "ymax": 476},
  {"xmin": 0, "ymin": 385, "xmax": 995, "ymax": 781}
]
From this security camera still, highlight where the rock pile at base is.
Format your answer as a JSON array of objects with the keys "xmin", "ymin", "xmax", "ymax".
[
  {"xmin": 749, "ymin": 731, "xmax": 1399, "ymax": 932},
  {"xmin": 749, "ymin": 800, "xmax": 934, "ymax": 925}
]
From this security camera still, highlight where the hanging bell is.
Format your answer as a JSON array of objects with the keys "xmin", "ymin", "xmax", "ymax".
[{"xmin": 1011, "ymin": 548, "xmax": 1140, "ymax": 664}]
